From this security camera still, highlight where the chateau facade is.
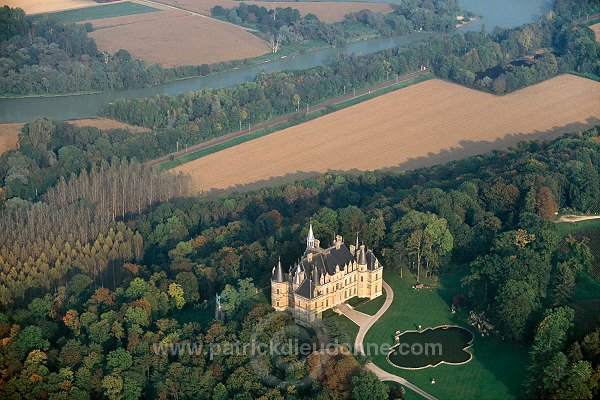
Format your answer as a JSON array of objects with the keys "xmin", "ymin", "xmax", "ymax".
[{"xmin": 271, "ymin": 225, "xmax": 383, "ymax": 326}]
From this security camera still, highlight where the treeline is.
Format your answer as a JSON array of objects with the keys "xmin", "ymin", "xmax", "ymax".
[{"xmin": 212, "ymin": 0, "xmax": 459, "ymax": 50}]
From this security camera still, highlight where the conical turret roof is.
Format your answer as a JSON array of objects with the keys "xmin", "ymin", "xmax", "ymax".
[{"xmin": 272, "ymin": 257, "xmax": 284, "ymax": 282}]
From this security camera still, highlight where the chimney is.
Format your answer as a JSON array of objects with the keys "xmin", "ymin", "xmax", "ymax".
[
  {"xmin": 307, "ymin": 253, "xmax": 313, "ymax": 262},
  {"xmin": 349, "ymin": 244, "xmax": 356, "ymax": 255},
  {"xmin": 314, "ymin": 239, "xmax": 320, "ymax": 249},
  {"xmin": 335, "ymin": 235, "xmax": 342, "ymax": 249}
]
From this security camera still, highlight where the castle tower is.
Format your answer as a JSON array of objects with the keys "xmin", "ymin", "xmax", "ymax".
[{"xmin": 271, "ymin": 258, "xmax": 289, "ymax": 311}]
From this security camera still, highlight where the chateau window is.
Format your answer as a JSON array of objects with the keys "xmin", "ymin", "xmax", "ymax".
[
  {"xmin": 277, "ymin": 288, "xmax": 279, "ymax": 294},
  {"xmin": 277, "ymin": 301, "xmax": 280, "ymax": 306},
  {"xmin": 361, "ymin": 277, "xmax": 364, "ymax": 282},
  {"xmin": 326, "ymin": 299, "xmax": 328, "ymax": 307}
]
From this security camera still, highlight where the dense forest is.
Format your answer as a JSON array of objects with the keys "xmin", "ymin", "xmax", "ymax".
[
  {"xmin": 0, "ymin": 116, "xmax": 599, "ymax": 398},
  {"xmin": 212, "ymin": 0, "xmax": 460, "ymax": 50}
]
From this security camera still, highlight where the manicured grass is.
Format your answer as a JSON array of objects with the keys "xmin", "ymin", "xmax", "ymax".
[
  {"xmin": 355, "ymin": 291, "xmax": 387, "ymax": 316},
  {"xmin": 30, "ymin": 2, "xmax": 159, "ymax": 24},
  {"xmin": 177, "ymin": 300, "xmax": 216, "ymax": 328},
  {"xmin": 160, "ymin": 73, "xmax": 433, "ymax": 170},
  {"xmin": 573, "ymin": 271, "xmax": 600, "ymax": 302},
  {"xmin": 363, "ymin": 269, "xmax": 530, "ymax": 400},
  {"xmin": 555, "ymin": 218, "xmax": 600, "ymax": 237}
]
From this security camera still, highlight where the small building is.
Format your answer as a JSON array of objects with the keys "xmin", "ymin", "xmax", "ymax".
[{"xmin": 271, "ymin": 224, "xmax": 383, "ymax": 326}]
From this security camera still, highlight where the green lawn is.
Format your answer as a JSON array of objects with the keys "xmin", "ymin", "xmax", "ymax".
[
  {"xmin": 363, "ymin": 269, "xmax": 530, "ymax": 400},
  {"xmin": 555, "ymin": 218, "xmax": 600, "ymax": 237},
  {"xmin": 30, "ymin": 2, "xmax": 159, "ymax": 24},
  {"xmin": 355, "ymin": 291, "xmax": 387, "ymax": 316}
]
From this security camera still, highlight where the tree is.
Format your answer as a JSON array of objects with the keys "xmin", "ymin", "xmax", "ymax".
[
  {"xmin": 107, "ymin": 349, "xmax": 133, "ymax": 372},
  {"xmin": 351, "ymin": 370, "xmax": 388, "ymax": 400},
  {"xmin": 168, "ymin": 283, "xmax": 186, "ymax": 309},
  {"xmin": 495, "ymin": 279, "xmax": 537, "ymax": 341}
]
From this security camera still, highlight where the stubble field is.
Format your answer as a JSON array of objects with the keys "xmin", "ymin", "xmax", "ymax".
[
  {"xmin": 1, "ymin": 0, "xmax": 101, "ymax": 14},
  {"xmin": 158, "ymin": 0, "xmax": 393, "ymax": 23},
  {"xmin": 88, "ymin": 9, "xmax": 271, "ymax": 66},
  {"xmin": 590, "ymin": 23, "xmax": 600, "ymax": 43},
  {"xmin": 0, "ymin": 118, "xmax": 149, "ymax": 155},
  {"xmin": 174, "ymin": 74, "xmax": 600, "ymax": 193}
]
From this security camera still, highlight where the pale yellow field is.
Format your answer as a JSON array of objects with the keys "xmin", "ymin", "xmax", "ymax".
[
  {"xmin": 89, "ymin": 9, "xmax": 271, "ymax": 66},
  {"xmin": 158, "ymin": 0, "xmax": 393, "ymax": 23},
  {"xmin": 590, "ymin": 23, "xmax": 600, "ymax": 43},
  {"xmin": 1, "ymin": 0, "xmax": 101, "ymax": 14},
  {"xmin": 174, "ymin": 75, "xmax": 600, "ymax": 193},
  {"xmin": 0, "ymin": 118, "xmax": 148, "ymax": 155}
]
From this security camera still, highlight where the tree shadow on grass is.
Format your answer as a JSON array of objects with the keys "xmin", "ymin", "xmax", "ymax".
[{"xmin": 201, "ymin": 118, "xmax": 600, "ymax": 198}]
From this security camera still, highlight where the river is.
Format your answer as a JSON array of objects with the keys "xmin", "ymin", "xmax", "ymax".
[{"xmin": 0, "ymin": 0, "xmax": 553, "ymax": 123}]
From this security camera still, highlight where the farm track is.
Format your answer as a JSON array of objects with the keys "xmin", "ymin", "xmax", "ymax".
[{"xmin": 147, "ymin": 69, "xmax": 431, "ymax": 166}]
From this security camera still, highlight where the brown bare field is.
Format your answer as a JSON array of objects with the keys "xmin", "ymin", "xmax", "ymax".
[
  {"xmin": 89, "ymin": 9, "xmax": 270, "ymax": 66},
  {"xmin": 0, "ymin": 118, "xmax": 148, "ymax": 155},
  {"xmin": 174, "ymin": 74, "xmax": 600, "ymax": 193},
  {"xmin": 590, "ymin": 23, "xmax": 600, "ymax": 43},
  {"xmin": 158, "ymin": 0, "xmax": 393, "ymax": 23},
  {"xmin": 0, "ymin": 123, "xmax": 22, "ymax": 154},
  {"xmin": 1, "ymin": 0, "xmax": 103, "ymax": 14}
]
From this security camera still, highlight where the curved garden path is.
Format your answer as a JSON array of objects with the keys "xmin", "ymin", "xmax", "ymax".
[{"xmin": 338, "ymin": 281, "xmax": 438, "ymax": 400}]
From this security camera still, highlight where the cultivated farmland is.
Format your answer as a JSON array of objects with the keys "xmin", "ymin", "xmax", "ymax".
[
  {"xmin": 590, "ymin": 23, "xmax": 600, "ymax": 43},
  {"xmin": 174, "ymin": 74, "xmax": 600, "ymax": 193},
  {"xmin": 1, "ymin": 0, "xmax": 101, "ymax": 14},
  {"xmin": 0, "ymin": 123, "xmax": 21, "ymax": 155},
  {"xmin": 0, "ymin": 118, "xmax": 149, "ymax": 156},
  {"xmin": 158, "ymin": 0, "xmax": 394, "ymax": 23},
  {"xmin": 88, "ymin": 9, "xmax": 271, "ymax": 66}
]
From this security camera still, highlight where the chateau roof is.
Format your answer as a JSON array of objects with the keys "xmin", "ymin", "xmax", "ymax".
[
  {"xmin": 297, "ymin": 278, "xmax": 315, "ymax": 299},
  {"xmin": 366, "ymin": 250, "xmax": 379, "ymax": 271}
]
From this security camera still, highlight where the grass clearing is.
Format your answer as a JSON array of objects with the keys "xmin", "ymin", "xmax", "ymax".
[
  {"xmin": 363, "ymin": 269, "xmax": 530, "ymax": 400},
  {"xmin": 29, "ymin": 1, "xmax": 159, "ymax": 23},
  {"xmin": 174, "ymin": 74, "xmax": 600, "ymax": 193}
]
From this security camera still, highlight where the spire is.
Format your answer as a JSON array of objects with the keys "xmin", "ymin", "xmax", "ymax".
[
  {"xmin": 307, "ymin": 223, "xmax": 315, "ymax": 250},
  {"xmin": 358, "ymin": 245, "xmax": 367, "ymax": 265},
  {"xmin": 312, "ymin": 266, "xmax": 320, "ymax": 285},
  {"xmin": 272, "ymin": 257, "xmax": 284, "ymax": 282}
]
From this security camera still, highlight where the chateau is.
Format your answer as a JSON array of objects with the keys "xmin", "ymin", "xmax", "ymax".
[{"xmin": 271, "ymin": 225, "xmax": 383, "ymax": 326}]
